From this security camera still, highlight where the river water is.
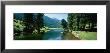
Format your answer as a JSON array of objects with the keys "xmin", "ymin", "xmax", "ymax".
[{"xmin": 42, "ymin": 29, "xmax": 64, "ymax": 40}]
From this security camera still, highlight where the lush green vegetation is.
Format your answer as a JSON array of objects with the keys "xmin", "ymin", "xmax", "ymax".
[
  {"xmin": 67, "ymin": 13, "xmax": 97, "ymax": 40},
  {"xmin": 72, "ymin": 31, "xmax": 97, "ymax": 40},
  {"xmin": 61, "ymin": 19, "xmax": 68, "ymax": 30},
  {"xmin": 67, "ymin": 13, "xmax": 97, "ymax": 32},
  {"xmin": 14, "ymin": 13, "xmax": 50, "ymax": 40},
  {"xmin": 14, "ymin": 13, "xmax": 97, "ymax": 40}
]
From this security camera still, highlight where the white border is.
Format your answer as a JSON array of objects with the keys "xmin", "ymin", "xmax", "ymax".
[{"xmin": 5, "ymin": 5, "xmax": 106, "ymax": 49}]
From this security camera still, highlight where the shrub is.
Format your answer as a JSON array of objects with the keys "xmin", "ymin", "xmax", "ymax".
[{"xmin": 32, "ymin": 29, "xmax": 38, "ymax": 35}]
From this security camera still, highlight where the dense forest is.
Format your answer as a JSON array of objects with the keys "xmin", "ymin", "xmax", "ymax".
[
  {"xmin": 67, "ymin": 13, "xmax": 97, "ymax": 32},
  {"xmin": 14, "ymin": 13, "xmax": 97, "ymax": 40}
]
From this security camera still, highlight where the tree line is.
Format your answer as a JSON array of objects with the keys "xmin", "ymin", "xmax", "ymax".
[
  {"xmin": 14, "ymin": 13, "xmax": 97, "ymax": 36},
  {"xmin": 14, "ymin": 13, "xmax": 45, "ymax": 36},
  {"xmin": 61, "ymin": 13, "xmax": 97, "ymax": 32}
]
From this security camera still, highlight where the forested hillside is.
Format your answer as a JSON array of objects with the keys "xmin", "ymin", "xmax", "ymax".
[
  {"xmin": 14, "ymin": 13, "xmax": 61, "ymax": 28},
  {"xmin": 43, "ymin": 16, "xmax": 61, "ymax": 28}
]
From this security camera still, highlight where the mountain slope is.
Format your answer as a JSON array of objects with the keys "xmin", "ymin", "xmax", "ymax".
[{"xmin": 43, "ymin": 16, "xmax": 61, "ymax": 28}]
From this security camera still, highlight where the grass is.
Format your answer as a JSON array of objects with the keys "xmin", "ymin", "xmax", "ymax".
[{"xmin": 73, "ymin": 31, "xmax": 97, "ymax": 40}]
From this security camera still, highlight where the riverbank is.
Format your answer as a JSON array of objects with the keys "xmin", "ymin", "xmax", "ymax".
[
  {"xmin": 14, "ymin": 33, "xmax": 43, "ymax": 40},
  {"xmin": 62, "ymin": 31, "xmax": 80, "ymax": 40},
  {"xmin": 63, "ymin": 31, "xmax": 97, "ymax": 40}
]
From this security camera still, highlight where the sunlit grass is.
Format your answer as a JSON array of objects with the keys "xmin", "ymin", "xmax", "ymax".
[{"xmin": 74, "ymin": 31, "xmax": 97, "ymax": 40}]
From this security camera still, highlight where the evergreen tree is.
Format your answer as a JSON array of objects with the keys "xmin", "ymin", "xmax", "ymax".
[
  {"xmin": 34, "ymin": 13, "xmax": 44, "ymax": 33},
  {"xmin": 23, "ymin": 13, "xmax": 34, "ymax": 33},
  {"xmin": 61, "ymin": 19, "xmax": 67, "ymax": 30}
]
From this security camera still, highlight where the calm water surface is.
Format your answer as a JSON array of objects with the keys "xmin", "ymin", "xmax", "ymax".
[{"xmin": 43, "ymin": 29, "xmax": 64, "ymax": 40}]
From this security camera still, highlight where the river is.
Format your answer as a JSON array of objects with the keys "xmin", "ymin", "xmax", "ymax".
[{"xmin": 42, "ymin": 29, "xmax": 64, "ymax": 40}]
